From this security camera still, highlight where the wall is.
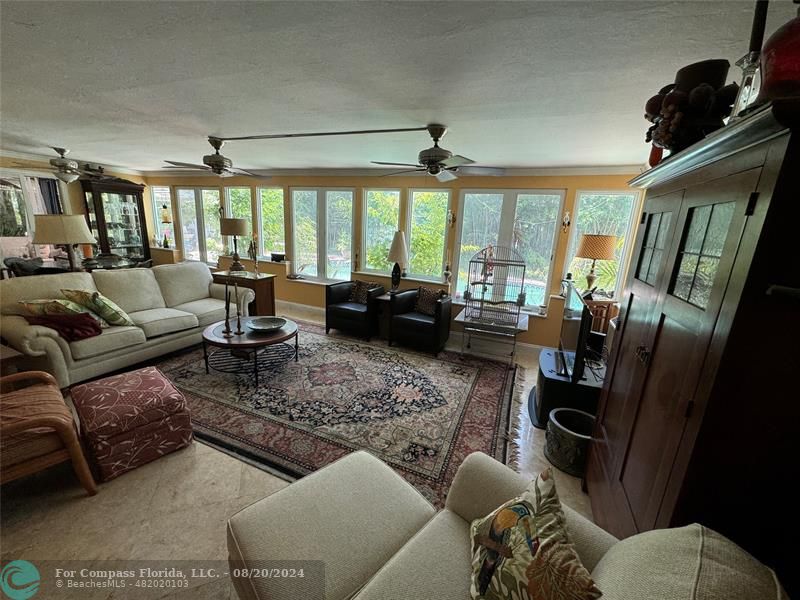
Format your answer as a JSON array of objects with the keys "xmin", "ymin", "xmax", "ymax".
[{"xmin": 1, "ymin": 154, "xmax": 639, "ymax": 346}]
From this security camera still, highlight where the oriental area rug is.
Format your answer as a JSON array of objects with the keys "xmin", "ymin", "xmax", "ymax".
[{"xmin": 157, "ymin": 321, "xmax": 523, "ymax": 506}]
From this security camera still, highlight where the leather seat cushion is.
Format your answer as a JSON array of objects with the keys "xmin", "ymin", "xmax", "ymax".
[
  {"xmin": 392, "ymin": 311, "xmax": 435, "ymax": 328},
  {"xmin": 328, "ymin": 302, "xmax": 368, "ymax": 321}
]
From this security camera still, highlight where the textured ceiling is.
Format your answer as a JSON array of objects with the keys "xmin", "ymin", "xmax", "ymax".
[{"xmin": 0, "ymin": 1, "xmax": 794, "ymax": 172}]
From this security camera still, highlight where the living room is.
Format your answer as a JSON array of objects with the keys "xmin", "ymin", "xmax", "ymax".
[{"xmin": 1, "ymin": 2, "xmax": 797, "ymax": 599}]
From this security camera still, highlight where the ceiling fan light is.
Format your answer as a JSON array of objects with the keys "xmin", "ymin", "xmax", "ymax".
[{"xmin": 54, "ymin": 170, "xmax": 80, "ymax": 184}]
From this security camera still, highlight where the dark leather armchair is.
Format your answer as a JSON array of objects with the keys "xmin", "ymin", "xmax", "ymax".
[
  {"xmin": 389, "ymin": 289, "xmax": 452, "ymax": 354},
  {"xmin": 326, "ymin": 281, "xmax": 385, "ymax": 341}
]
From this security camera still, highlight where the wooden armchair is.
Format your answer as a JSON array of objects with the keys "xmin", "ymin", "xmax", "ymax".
[{"xmin": 1, "ymin": 371, "xmax": 97, "ymax": 495}]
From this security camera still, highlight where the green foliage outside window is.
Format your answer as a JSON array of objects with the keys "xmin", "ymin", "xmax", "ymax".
[
  {"xmin": 409, "ymin": 191, "xmax": 448, "ymax": 279},
  {"xmin": 292, "ymin": 190, "xmax": 318, "ymax": 276},
  {"xmin": 260, "ymin": 188, "xmax": 285, "ymax": 255},
  {"xmin": 364, "ymin": 190, "xmax": 400, "ymax": 272}
]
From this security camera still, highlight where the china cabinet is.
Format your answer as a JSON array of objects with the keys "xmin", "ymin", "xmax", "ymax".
[{"xmin": 81, "ymin": 178, "xmax": 149, "ymax": 261}]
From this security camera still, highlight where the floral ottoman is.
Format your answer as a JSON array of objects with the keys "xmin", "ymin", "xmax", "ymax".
[{"xmin": 70, "ymin": 366, "xmax": 192, "ymax": 482}]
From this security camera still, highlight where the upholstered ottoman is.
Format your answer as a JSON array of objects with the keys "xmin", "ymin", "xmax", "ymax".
[{"xmin": 71, "ymin": 366, "xmax": 192, "ymax": 481}]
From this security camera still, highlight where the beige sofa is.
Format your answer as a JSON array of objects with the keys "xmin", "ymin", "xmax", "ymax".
[
  {"xmin": 227, "ymin": 452, "xmax": 787, "ymax": 600},
  {"xmin": 0, "ymin": 262, "xmax": 254, "ymax": 387}
]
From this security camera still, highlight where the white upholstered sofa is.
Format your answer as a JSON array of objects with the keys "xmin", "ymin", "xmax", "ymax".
[
  {"xmin": 0, "ymin": 262, "xmax": 254, "ymax": 387},
  {"xmin": 227, "ymin": 451, "xmax": 788, "ymax": 600}
]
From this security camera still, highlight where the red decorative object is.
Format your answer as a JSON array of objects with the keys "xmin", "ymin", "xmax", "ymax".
[
  {"xmin": 757, "ymin": 3, "xmax": 800, "ymax": 103},
  {"xmin": 71, "ymin": 366, "xmax": 192, "ymax": 481}
]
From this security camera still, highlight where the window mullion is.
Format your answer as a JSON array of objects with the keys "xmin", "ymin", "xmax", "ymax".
[
  {"xmin": 498, "ymin": 190, "xmax": 517, "ymax": 248},
  {"xmin": 318, "ymin": 189, "xmax": 327, "ymax": 279}
]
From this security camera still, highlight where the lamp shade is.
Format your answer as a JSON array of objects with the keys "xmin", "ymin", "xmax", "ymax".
[
  {"xmin": 160, "ymin": 204, "xmax": 172, "ymax": 224},
  {"xmin": 32, "ymin": 214, "xmax": 96, "ymax": 245},
  {"xmin": 220, "ymin": 218, "xmax": 249, "ymax": 237},
  {"xmin": 576, "ymin": 234, "xmax": 617, "ymax": 261},
  {"xmin": 388, "ymin": 231, "xmax": 408, "ymax": 267}
]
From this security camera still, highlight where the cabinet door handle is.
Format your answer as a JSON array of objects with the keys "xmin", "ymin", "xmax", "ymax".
[{"xmin": 635, "ymin": 345, "xmax": 651, "ymax": 366}]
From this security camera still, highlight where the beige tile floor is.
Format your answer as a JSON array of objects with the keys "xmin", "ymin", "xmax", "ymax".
[{"xmin": 0, "ymin": 305, "xmax": 591, "ymax": 598}]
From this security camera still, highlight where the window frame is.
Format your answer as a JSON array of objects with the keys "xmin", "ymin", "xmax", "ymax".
[
  {"xmin": 0, "ymin": 168, "xmax": 68, "ymax": 239},
  {"xmin": 563, "ymin": 189, "xmax": 642, "ymax": 298},
  {"xmin": 289, "ymin": 186, "xmax": 355, "ymax": 281},
  {"xmin": 361, "ymin": 187, "xmax": 403, "ymax": 275},
  {"xmin": 406, "ymin": 188, "xmax": 452, "ymax": 282},
  {"xmin": 175, "ymin": 186, "xmax": 223, "ymax": 265},
  {"xmin": 453, "ymin": 188, "xmax": 566, "ymax": 308},
  {"xmin": 255, "ymin": 186, "xmax": 286, "ymax": 258},
  {"xmin": 149, "ymin": 186, "xmax": 173, "ymax": 246}
]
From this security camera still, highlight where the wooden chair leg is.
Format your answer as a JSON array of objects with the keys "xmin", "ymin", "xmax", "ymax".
[{"xmin": 61, "ymin": 426, "xmax": 97, "ymax": 495}]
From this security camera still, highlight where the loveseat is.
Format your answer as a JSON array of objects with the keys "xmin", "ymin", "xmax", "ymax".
[
  {"xmin": 0, "ymin": 262, "xmax": 254, "ymax": 387},
  {"xmin": 227, "ymin": 451, "xmax": 787, "ymax": 600}
]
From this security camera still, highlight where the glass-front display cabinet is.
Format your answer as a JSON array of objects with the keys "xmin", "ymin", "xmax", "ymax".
[{"xmin": 81, "ymin": 178, "xmax": 150, "ymax": 261}]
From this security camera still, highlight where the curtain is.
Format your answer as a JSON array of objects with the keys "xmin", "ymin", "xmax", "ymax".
[{"xmin": 38, "ymin": 178, "xmax": 62, "ymax": 214}]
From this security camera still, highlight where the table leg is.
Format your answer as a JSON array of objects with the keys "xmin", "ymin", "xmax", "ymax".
[
  {"xmin": 254, "ymin": 349, "xmax": 259, "ymax": 386},
  {"xmin": 295, "ymin": 332, "xmax": 299, "ymax": 362},
  {"xmin": 203, "ymin": 341, "xmax": 209, "ymax": 374}
]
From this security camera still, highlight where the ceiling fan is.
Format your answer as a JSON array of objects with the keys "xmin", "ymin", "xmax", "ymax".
[
  {"xmin": 163, "ymin": 138, "xmax": 268, "ymax": 178},
  {"xmin": 48, "ymin": 147, "xmax": 82, "ymax": 183},
  {"xmin": 163, "ymin": 126, "xmax": 429, "ymax": 177},
  {"xmin": 372, "ymin": 124, "xmax": 505, "ymax": 182}
]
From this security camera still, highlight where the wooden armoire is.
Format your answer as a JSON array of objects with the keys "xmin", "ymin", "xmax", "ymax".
[{"xmin": 586, "ymin": 101, "xmax": 798, "ymax": 595}]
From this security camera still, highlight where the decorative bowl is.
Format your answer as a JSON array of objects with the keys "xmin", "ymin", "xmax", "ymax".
[{"xmin": 247, "ymin": 317, "xmax": 287, "ymax": 332}]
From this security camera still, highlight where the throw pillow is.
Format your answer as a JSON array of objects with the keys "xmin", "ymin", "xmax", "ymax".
[
  {"xmin": 61, "ymin": 289, "xmax": 134, "ymax": 327},
  {"xmin": 469, "ymin": 468, "xmax": 601, "ymax": 600},
  {"xmin": 414, "ymin": 286, "xmax": 445, "ymax": 316},
  {"xmin": 15, "ymin": 299, "xmax": 109, "ymax": 328},
  {"xmin": 348, "ymin": 280, "xmax": 379, "ymax": 305},
  {"xmin": 24, "ymin": 313, "xmax": 103, "ymax": 342}
]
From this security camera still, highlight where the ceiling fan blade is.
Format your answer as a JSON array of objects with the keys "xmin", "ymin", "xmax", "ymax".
[
  {"xmin": 371, "ymin": 161, "xmax": 422, "ymax": 167},
  {"xmin": 164, "ymin": 160, "xmax": 210, "ymax": 170},
  {"xmin": 229, "ymin": 167, "xmax": 271, "ymax": 178},
  {"xmin": 381, "ymin": 169, "xmax": 426, "ymax": 177},
  {"xmin": 440, "ymin": 155, "xmax": 475, "ymax": 168},
  {"xmin": 436, "ymin": 170, "xmax": 458, "ymax": 182},
  {"xmin": 219, "ymin": 126, "xmax": 428, "ymax": 142},
  {"xmin": 457, "ymin": 166, "xmax": 506, "ymax": 177}
]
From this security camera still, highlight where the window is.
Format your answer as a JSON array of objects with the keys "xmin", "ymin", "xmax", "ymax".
[
  {"xmin": 0, "ymin": 177, "xmax": 29, "ymax": 237},
  {"xmin": 177, "ymin": 188, "xmax": 222, "ymax": 264},
  {"xmin": 408, "ymin": 190, "xmax": 449, "ymax": 280},
  {"xmin": 150, "ymin": 186, "xmax": 173, "ymax": 246},
  {"xmin": 291, "ymin": 188, "xmax": 353, "ymax": 280},
  {"xmin": 455, "ymin": 190, "xmax": 563, "ymax": 308},
  {"xmin": 226, "ymin": 187, "xmax": 252, "ymax": 221},
  {"xmin": 363, "ymin": 189, "xmax": 400, "ymax": 272},
  {"xmin": 258, "ymin": 187, "xmax": 285, "ymax": 256},
  {"xmin": 565, "ymin": 192, "xmax": 640, "ymax": 296}
]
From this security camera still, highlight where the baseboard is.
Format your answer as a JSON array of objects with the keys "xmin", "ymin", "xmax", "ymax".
[{"xmin": 276, "ymin": 299, "xmax": 324, "ymax": 321}]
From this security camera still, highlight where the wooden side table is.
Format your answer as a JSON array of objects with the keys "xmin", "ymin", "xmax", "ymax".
[
  {"xmin": 212, "ymin": 271, "xmax": 276, "ymax": 316},
  {"xmin": 583, "ymin": 299, "xmax": 619, "ymax": 334}
]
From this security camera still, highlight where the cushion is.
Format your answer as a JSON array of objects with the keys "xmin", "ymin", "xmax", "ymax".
[
  {"xmin": 11, "ymin": 298, "xmax": 109, "ymax": 327},
  {"xmin": 591, "ymin": 523, "xmax": 788, "ymax": 600},
  {"xmin": 92, "ymin": 268, "xmax": 166, "ymax": 314},
  {"xmin": 328, "ymin": 302, "xmax": 368, "ymax": 320},
  {"xmin": 469, "ymin": 468, "xmax": 601, "ymax": 600},
  {"xmin": 61, "ymin": 289, "xmax": 132, "ymax": 326},
  {"xmin": 152, "ymin": 262, "xmax": 213, "ymax": 307},
  {"xmin": 349, "ymin": 280, "xmax": 380, "ymax": 304},
  {"xmin": 173, "ymin": 298, "xmax": 225, "ymax": 326},
  {"xmin": 0, "ymin": 271, "xmax": 96, "ymax": 309},
  {"xmin": 25, "ymin": 313, "xmax": 102, "ymax": 342},
  {"xmin": 127, "ymin": 308, "xmax": 198, "ymax": 338},
  {"xmin": 355, "ymin": 509, "xmax": 472, "ymax": 600},
  {"xmin": 392, "ymin": 311, "xmax": 435, "ymax": 328},
  {"xmin": 69, "ymin": 326, "xmax": 146, "ymax": 360},
  {"xmin": 227, "ymin": 451, "xmax": 435, "ymax": 600},
  {"xmin": 414, "ymin": 286, "xmax": 445, "ymax": 316}
]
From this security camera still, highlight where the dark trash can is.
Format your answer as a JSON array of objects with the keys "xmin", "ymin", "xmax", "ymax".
[{"xmin": 544, "ymin": 408, "xmax": 595, "ymax": 477}]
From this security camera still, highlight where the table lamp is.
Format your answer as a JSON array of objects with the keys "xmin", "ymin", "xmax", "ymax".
[
  {"xmin": 221, "ymin": 218, "xmax": 249, "ymax": 271},
  {"xmin": 160, "ymin": 204, "xmax": 172, "ymax": 248},
  {"xmin": 575, "ymin": 234, "xmax": 617, "ymax": 291},
  {"xmin": 32, "ymin": 214, "xmax": 96, "ymax": 271},
  {"xmin": 387, "ymin": 231, "xmax": 408, "ymax": 292}
]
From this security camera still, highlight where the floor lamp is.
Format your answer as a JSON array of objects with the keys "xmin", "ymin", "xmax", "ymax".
[{"xmin": 32, "ymin": 215, "xmax": 96, "ymax": 271}]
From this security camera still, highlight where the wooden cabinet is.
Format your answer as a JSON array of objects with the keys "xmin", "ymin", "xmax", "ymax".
[
  {"xmin": 81, "ymin": 178, "xmax": 149, "ymax": 261},
  {"xmin": 212, "ymin": 271, "xmax": 276, "ymax": 316},
  {"xmin": 587, "ymin": 102, "xmax": 799, "ymax": 596}
]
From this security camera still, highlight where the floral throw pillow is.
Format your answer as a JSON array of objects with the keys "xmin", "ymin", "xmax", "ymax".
[
  {"xmin": 414, "ymin": 286, "xmax": 445, "ymax": 316},
  {"xmin": 469, "ymin": 468, "xmax": 601, "ymax": 600},
  {"xmin": 348, "ymin": 280, "xmax": 379, "ymax": 305},
  {"xmin": 61, "ymin": 289, "xmax": 134, "ymax": 327},
  {"xmin": 15, "ymin": 299, "xmax": 109, "ymax": 328}
]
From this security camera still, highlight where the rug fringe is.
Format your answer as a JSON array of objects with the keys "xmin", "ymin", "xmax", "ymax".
[{"xmin": 505, "ymin": 364, "xmax": 526, "ymax": 471}]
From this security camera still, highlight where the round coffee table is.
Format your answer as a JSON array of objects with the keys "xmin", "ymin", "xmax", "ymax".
[{"xmin": 202, "ymin": 317, "xmax": 298, "ymax": 385}]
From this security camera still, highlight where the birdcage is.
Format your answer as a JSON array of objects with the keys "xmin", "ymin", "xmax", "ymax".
[{"xmin": 463, "ymin": 245, "xmax": 527, "ymax": 328}]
